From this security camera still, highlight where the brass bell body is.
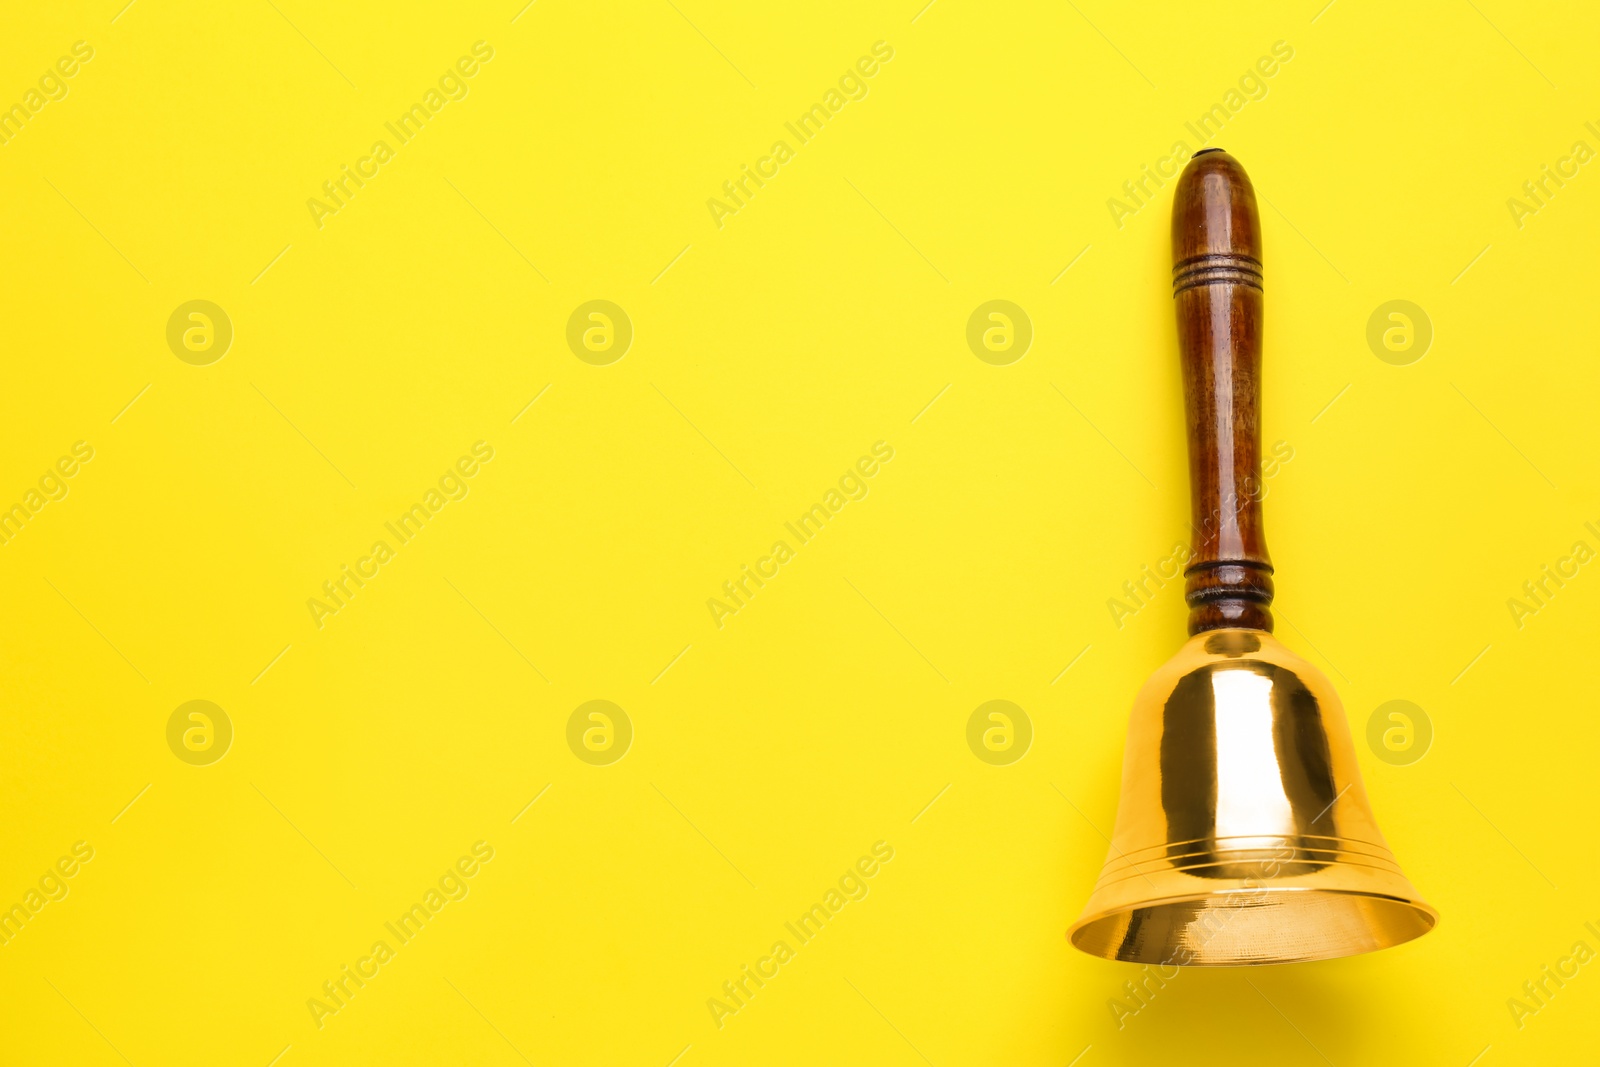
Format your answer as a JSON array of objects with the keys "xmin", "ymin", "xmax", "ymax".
[{"xmin": 1069, "ymin": 629, "xmax": 1437, "ymax": 965}]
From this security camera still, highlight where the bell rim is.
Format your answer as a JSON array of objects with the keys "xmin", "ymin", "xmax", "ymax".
[{"xmin": 1068, "ymin": 885, "xmax": 1439, "ymax": 967}]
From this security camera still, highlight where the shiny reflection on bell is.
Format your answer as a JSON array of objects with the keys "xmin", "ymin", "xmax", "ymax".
[{"xmin": 1211, "ymin": 669, "xmax": 1292, "ymax": 847}]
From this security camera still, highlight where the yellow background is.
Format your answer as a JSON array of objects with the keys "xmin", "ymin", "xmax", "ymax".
[{"xmin": 2, "ymin": 1, "xmax": 1597, "ymax": 1064}]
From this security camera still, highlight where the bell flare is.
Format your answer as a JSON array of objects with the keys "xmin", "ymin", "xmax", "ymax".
[{"xmin": 1068, "ymin": 629, "xmax": 1437, "ymax": 966}]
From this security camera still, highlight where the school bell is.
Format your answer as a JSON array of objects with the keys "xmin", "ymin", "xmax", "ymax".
[{"xmin": 1067, "ymin": 149, "xmax": 1437, "ymax": 965}]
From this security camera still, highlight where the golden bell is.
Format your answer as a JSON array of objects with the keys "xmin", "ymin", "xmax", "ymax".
[
  {"xmin": 1068, "ymin": 629, "xmax": 1438, "ymax": 965},
  {"xmin": 1069, "ymin": 149, "xmax": 1437, "ymax": 965}
]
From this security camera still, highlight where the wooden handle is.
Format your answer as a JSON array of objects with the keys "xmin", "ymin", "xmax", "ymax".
[{"xmin": 1171, "ymin": 149, "xmax": 1273, "ymax": 635}]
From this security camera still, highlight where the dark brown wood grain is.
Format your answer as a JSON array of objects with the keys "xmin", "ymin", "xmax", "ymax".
[{"xmin": 1171, "ymin": 149, "xmax": 1274, "ymax": 635}]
